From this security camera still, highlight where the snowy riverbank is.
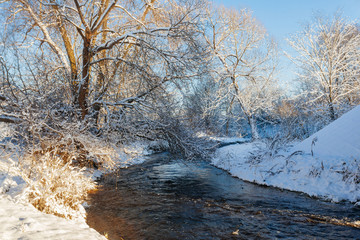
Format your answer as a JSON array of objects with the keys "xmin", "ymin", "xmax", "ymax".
[
  {"xmin": 0, "ymin": 139, "xmax": 152, "ymax": 239},
  {"xmin": 212, "ymin": 105, "xmax": 360, "ymax": 203},
  {"xmin": 0, "ymin": 195, "xmax": 106, "ymax": 240},
  {"xmin": 1, "ymin": 103, "xmax": 359, "ymax": 238},
  {"xmin": 0, "ymin": 167, "xmax": 107, "ymax": 240}
]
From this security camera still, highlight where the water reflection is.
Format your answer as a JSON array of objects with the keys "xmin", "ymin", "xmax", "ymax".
[{"xmin": 86, "ymin": 153, "xmax": 360, "ymax": 240}]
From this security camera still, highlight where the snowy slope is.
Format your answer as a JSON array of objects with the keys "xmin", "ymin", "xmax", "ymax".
[
  {"xmin": 291, "ymin": 105, "xmax": 360, "ymax": 160},
  {"xmin": 212, "ymin": 105, "xmax": 360, "ymax": 203}
]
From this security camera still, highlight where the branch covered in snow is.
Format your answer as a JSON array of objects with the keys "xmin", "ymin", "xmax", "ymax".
[
  {"xmin": 92, "ymin": 28, "xmax": 171, "ymax": 53},
  {"xmin": 0, "ymin": 115, "xmax": 22, "ymax": 124}
]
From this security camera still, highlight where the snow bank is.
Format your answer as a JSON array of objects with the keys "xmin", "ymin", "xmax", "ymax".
[
  {"xmin": 0, "ymin": 133, "xmax": 153, "ymax": 239},
  {"xmin": 212, "ymin": 106, "xmax": 360, "ymax": 203},
  {"xmin": 0, "ymin": 155, "xmax": 106, "ymax": 239},
  {"xmin": 0, "ymin": 196, "xmax": 106, "ymax": 240},
  {"xmin": 291, "ymin": 105, "xmax": 360, "ymax": 160}
]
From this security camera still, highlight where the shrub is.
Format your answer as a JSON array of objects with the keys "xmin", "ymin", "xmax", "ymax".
[{"xmin": 22, "ymin": 150, "xmax": 95, "ymax": 219}]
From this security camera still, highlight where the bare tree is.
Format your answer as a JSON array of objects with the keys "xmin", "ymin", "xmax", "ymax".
[
  {"xmin": 202, "ymin": 6, "xmax": 279, "ymax": 140},
  {"xmin": 2, "ymin": 0, "xmax": 203, "ymax": 122},
  {"xmin": 287, "ymin": 14, "xmax": 360, "ymax": 120}
]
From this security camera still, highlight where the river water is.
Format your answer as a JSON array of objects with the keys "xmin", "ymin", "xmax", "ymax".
[{"xmin": 86, "ymin": 153, "xmax": 360, "ymax": 239}]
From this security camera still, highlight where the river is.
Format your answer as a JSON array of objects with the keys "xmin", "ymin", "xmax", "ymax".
[{"xmin": 86, "ymin": 152, "xmax": 360, "ymax": 239}]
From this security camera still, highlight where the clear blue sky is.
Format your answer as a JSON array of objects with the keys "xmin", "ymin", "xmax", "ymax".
[
  {"xmin": 213, "ymin": 0, "xmax": 360, "ymax": 89},
  {"xmin": 215, "ymin": 0, "xmax": 360, "ymax": 41}
]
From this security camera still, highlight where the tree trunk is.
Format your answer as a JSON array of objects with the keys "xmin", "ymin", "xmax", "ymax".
[
  {"xmin": 225, "ymin": 118, "xmax": 230, "ymax": 136},
  {"xmin": 249, "ymin": 115, "xmax": 260, "ymax": 141},
  {"xmin": 78, "ymin": 34, "xmax": 93, "ymax": 120},
  {"xmin": 329, "ymin": 102, "xmax": 336, "ymax": 120},
  {"xmin": 92, "ymin": 102, "xmax": 101, "ymax": 127}
]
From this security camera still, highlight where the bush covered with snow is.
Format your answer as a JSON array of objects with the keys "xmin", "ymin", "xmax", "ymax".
[{"xmin": 20, "ymin": 151, "xmax": 95, "ymax": 219}]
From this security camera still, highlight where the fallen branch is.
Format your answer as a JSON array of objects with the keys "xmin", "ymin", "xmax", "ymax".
[{"xmin": 0, "ymin": 115, "xmax": 22, "ymax": 124}]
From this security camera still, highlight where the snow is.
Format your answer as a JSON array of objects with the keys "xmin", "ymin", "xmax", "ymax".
[
  {"xmin": 0, "ymin": 153, "xmax": 106, "ymax": 239},
  {"xmin": 97, "ymin": 140, "xmax": 158, "ymax": 173},
  {"xmin": 211, "ymin": 136, "xmax": 248, "ymax": 144},
  {"xmin": 0, "ymin": 195, "xmax": 105, "ymax": 240},
  {"xmin": 197, "ymin": 132, "xmax": 248, "ymax": 144},
  {"xmin": 290, "ymin": 105, "xmax": 360, "ymax": 160},
  {"xmin": 212, "ymin": 105, "xmax": 360, "ymax": 203},
  {"xmin": 0, "ymin": 134, "xmax": 152, "ymax": 239}
]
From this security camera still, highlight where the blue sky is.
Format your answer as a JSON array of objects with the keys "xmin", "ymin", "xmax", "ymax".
[
  {"xmin": 215, "ymin": 0, "xmax": 360, "ymax": 41},
  {"xmin": 213, "ymin": 0, "xmax": 360, "ymax": 87}
]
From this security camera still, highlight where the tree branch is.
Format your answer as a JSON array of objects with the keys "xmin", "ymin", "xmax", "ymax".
[
  {"xmin": 73, "ymin": 0, "xmax": 90, "ymax": 30},
  {"xmin": 92, "ymin": 28, "xmax": 170, "ymax": 53},
  {"xmin": 0, "ymin": 115, "xmax": 22, "ymax": 124},
  {"xmin": 91, "ymin": 0, "xmax": 118, "ymax": 32}
]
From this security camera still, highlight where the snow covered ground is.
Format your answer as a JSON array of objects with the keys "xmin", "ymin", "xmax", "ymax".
[
  {"xmin": 0, "ymin": 136, "xmax": 152, "ymax": 239},
  {"xmin": 0, "ymin": 195, "xmax": 106, "ymax": 240},
  {"xmin": 0, "ymin": 164, "xmax": 107, "ymax": 240},
  {"xmin": 212, "ymin": 105, "xmax": 360, "ymax": 203}
]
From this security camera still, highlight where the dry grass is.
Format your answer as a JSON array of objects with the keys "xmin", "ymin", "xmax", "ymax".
[
  {"xmin": 1, "ymin": 131, "xmax": 117, "ymax": 220},
  {"xmin": 21, "ymin": 149, "xmax": 96, "ymax": 219}
]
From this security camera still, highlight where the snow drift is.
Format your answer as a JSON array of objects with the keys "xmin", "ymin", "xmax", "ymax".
[
  {"xmin": 291, "ymin": 105, "xmax": 360, "ymax": 160},
  {"xmin": 213, "ymin": 105, "xmax": 360, "ymax": 203}
]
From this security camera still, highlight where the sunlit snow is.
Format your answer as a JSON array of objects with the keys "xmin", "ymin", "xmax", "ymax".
[{"xmin": 213, "ymin": 105, "xmax": 360, "ymax": 203}]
